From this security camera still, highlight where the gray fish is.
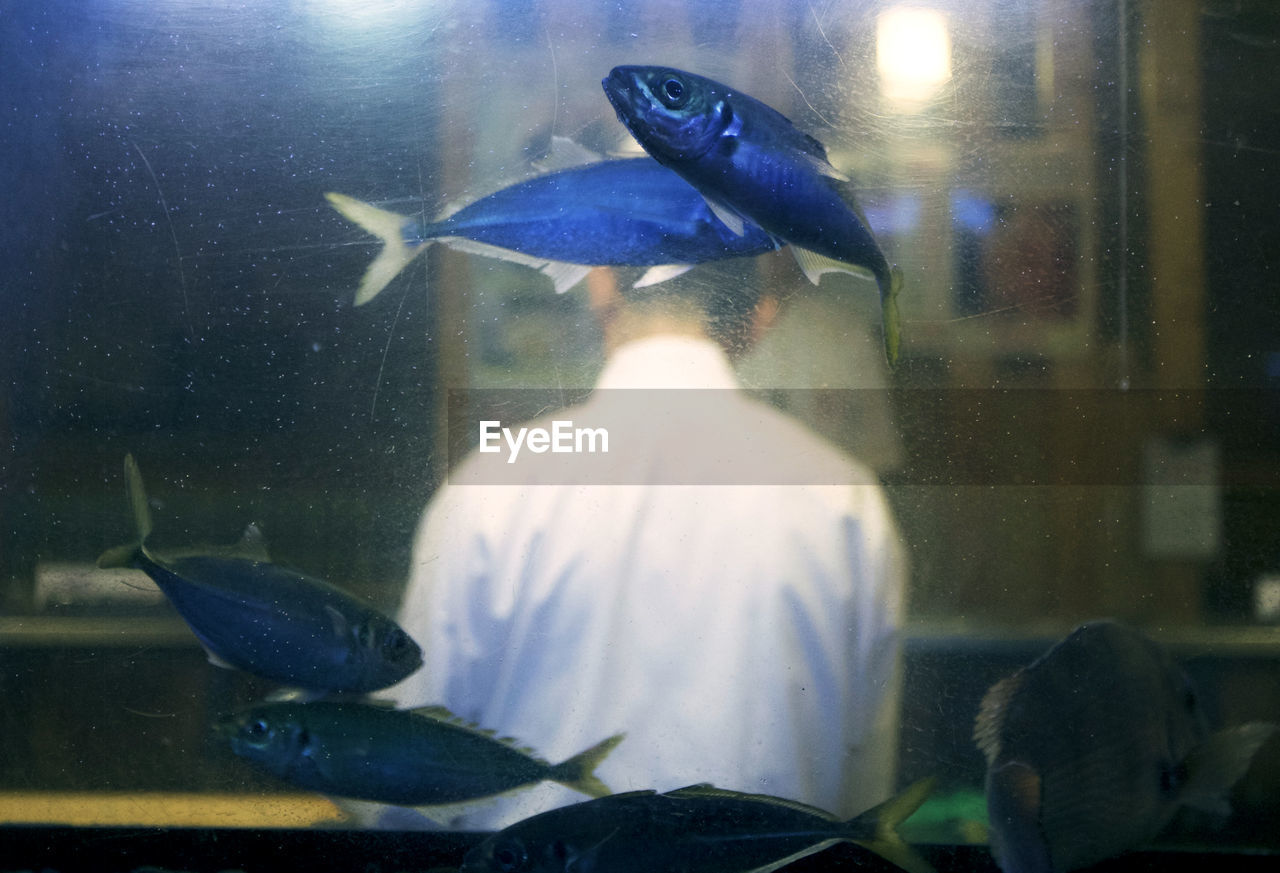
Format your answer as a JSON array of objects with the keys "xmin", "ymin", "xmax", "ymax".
[
  {"xmin": 460, "ymin": 778, "xmax": 936, "ymax": 873},
  {"xmin": 97, "ymin": 454, "xmax": 422, "ymax": 693},
  {"xmin": 973, "ymin": 620, "xmax": 1276, "ymax": 873},
  {"xmin": 602, "ymin": 66, "xmax": 903, "ymax": 367},
  {"xmin": 217, "ymin": 700, "xmax": 623, "ymax": 806}
]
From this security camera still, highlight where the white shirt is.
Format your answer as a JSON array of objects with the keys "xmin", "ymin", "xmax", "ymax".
[{"xmin": 385, "ymin": 334, "xmax": 906, "ymax": 829}]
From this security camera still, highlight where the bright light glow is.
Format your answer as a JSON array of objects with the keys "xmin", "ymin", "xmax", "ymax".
[
  {"xmin": 311, "ymin": 0, "xmax": 416, "ymax": 29},
  {"xmin": 876, "ymin": 6, "xmax": 952, "ymax": 111}
]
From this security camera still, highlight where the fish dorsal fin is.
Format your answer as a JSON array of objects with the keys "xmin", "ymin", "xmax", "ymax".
[
  {"xmin": 232, "ymin": 522, "xmax": 272, "ymax": 562},
  {"xmin": 791, "ymin": 247, "xmax": 874, "ymax": 287},
  {"xmin": 634, "ymin": 264, "xmax": 694, "ymax": 288},
  {"xmin": 664, "ymin": 784, "xmax": 840, "ymax": 821},
  {"xmin": 703, "ymin": 196, "xmax": 746, "ymax": 237},
  {"xmin": 410, "ymin": 707, "xmax": 544, "ymax": 759},
  {"xmin": 974, "ymin": 672, "xmax": 1026, "ymax": 765},
  {"xmin": 532, "ymin": 136, "xmax": 605, "ymax": 173},
  {"xmin": 410, "ymin": 704, "xmax": 487, "ymax": 729},
  {"xmin": 607, "ymin": 789, "xmax": 660, "ymax": 801},
  {"xmin": 123, "ymin": 453, "xmax": 155, "ymax": 544}
]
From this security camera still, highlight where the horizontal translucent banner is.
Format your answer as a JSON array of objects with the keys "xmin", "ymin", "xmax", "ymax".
[{"xmin": 443, "ymin": 389, "xmax": 1275, "ymax": 487}]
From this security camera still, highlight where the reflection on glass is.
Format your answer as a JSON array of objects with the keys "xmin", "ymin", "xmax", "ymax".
[
  {"xmin": 1, "ymin": 0, "xmax": 1277, "ymax": 870},
  {"xmin": 876, "ymin": 6, "xmax": 953, "ymax": 111}
]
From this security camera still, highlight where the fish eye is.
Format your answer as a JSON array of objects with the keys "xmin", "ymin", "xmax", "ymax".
[
  {"xmin": 659, "ymin": 76, "xmax": 687, "ymax": 108},
  {"xmin": 243, "ymin": 717, "xmax": 271, "ymax": 742},
  {"xmin": 383, "ymin": 628, "xmax": 411, "ymax": 656},
  {"xmin": 492, "ymin": 839, "xmax": 528, "ymax": 873}
]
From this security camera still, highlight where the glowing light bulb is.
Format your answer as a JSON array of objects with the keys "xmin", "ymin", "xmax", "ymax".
[{"xmin": 877, "ymin": 6, "xmax": 952, "ymax": 111}]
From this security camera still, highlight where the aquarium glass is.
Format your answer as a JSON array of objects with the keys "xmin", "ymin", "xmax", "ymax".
[{"xmin": 1, "ymin": 0, "xmax": 1277, "ymax": 867}]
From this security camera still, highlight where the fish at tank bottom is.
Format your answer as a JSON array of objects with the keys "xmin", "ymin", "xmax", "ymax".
[
  {"xmin": 602, "ymin": 65, "xmax": 904, "ymax": 368},
  {"xmin": 97, "ymin": 454, "xmax": 423, "ymax": 694},
  {"xmin": 217, "ymin": 700, "xmax": 623, "ymax": 807},
  {"xmin": 460, "ymin": 778, "xmax": 936, "ymax": 873},
  {"xmin": 973, "ymin": 619, "xmax": 1276, "ymax": 873}
]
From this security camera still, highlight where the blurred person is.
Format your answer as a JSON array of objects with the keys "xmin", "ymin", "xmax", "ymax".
[{"xmin": 379, "ymin": 261, "xmax": 907, "ymax": 830}]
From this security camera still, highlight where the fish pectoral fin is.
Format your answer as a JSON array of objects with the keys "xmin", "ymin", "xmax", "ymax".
[
  {"xmin": 324, "ymin": 604, "xmax": 352, "ymax": 639},
  {"xmin": 703, "ymin": 197, "xmax": 746, "ymax": 237},
  {"xmin": 541, "ymin": 261, "xmax": 593, "ymax": 294},
  {"xmin": 202, "ymin": 645, "xmax": 238, "ymax": 671},
  {"xmin": 790, "ymin": 247, "xmax": 874, "ymax": 286},
  {"xmin": 634, "ymin": 265, "xmax": 694, "ymax": 288}
]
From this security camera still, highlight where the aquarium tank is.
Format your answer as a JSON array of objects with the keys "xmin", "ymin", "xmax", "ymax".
[{"xmin": 2, "ymin": 1, "xmax": 1278, "ymax": 871}]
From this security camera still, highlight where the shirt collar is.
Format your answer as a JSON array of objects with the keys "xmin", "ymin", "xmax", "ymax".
[{"xmin": 594, "ymin": 334, "xmax": 741, "ymax": 390}]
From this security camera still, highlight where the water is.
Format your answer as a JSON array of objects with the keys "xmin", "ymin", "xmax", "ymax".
[{"xmin": 1, "ymin": 0, "xmax": 1278, "ymax": 870}]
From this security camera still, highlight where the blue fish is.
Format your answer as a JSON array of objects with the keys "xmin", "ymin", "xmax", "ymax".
[
  {"xmin": 326, "ymin": 149, "xmax": 778, "ymax": 305},
  {"xmin": 217, "ymin": 700, "xmax": 623, "ymax": 806},
  {"xmin": 461, "ymin": 778, "xmax": 937, "ymax": 873},
  {"xmin": 97, "ymin": 455, "xmax": 423, "ymax": 694},
  {"xmin": 602, "ymin": 66, "xmax": 904, "ymax": 367}
]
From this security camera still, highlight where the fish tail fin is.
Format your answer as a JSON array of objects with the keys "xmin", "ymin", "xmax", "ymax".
[
  {"xmin": 880, "ymin": 265, "xmax": 903, "ymax": 371},
  {"xmin": 325, "ymin": 192, "xmax": 426, "ymax": 306},
  {"xmin": 96, "ymin": 453, "xmax": 153, "ymax": 569},
  {"xmin": 844, "ymin": 777, "xmax": 937, "ymax": 873},
  {"xmin": 1180, "ymin": 722, "xmax": 1277, "ymax": 816},
  {"xmin": 547, "ymin": 733, "xmax": 626, "ymax": 798}
]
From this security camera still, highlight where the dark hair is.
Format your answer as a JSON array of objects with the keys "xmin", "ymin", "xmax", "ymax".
[{"xmin": 620, "ymin": 259, "xmax": 766, "ymax": 355}]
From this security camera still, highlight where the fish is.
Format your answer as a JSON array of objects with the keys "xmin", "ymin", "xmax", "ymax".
[
  {"xmin": 460, "ymin": 778, "xmax": 937, "ymax": 873},
  {"xmin": 96, "ymin": 454, "xmax": 423, "ymax": 693},
  {"xmin": 973, "ymin": 619, "xmax": 1277, "ymax": 873},
  {"xmin": 326, "ymin": 146, "xmax": 779, "ymax": 306},
  {"xmin": 602, "ymin": 66, "xmax": 904, "ymax": 367},
  {"xmin": 217, "ymin": 700, "xmax": 624, "ymax": 806}
]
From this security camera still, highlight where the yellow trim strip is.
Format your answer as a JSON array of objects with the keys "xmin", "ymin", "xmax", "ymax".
[{"xmin": 0, "ymin": 792, "xmax": 347, "ymax": 828}]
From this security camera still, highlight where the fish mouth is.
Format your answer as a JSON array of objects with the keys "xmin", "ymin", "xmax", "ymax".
[{"xmin": 602, "ymin": 67, "xmax": 651, "ymax": 130}]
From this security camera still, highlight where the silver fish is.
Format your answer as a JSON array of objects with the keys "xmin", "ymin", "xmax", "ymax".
[
  {"xmin": 218, "ymin": 701, "xmax": 623, "ymax": 806},
  {"xmin": 461, "ymin": 778, "xmax": 936, "ymax": 873}
]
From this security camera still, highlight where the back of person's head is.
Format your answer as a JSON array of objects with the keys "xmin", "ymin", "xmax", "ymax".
[{"xmin": 599, "ymin": 259, "xmax": 772, "ymax": 357}]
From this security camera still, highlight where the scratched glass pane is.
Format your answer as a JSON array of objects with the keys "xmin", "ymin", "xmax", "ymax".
[{"xmin": 1, "ymin": 1, "xmax": 1277, "ymax": 871}]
